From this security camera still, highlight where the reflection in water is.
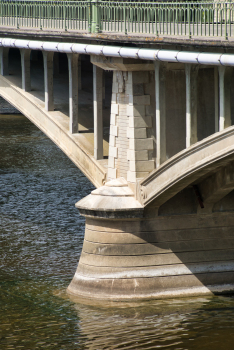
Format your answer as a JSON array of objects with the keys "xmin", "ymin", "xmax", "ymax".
[{"xmin": 0, "ymin": 115, "xmax": 234, "ymax": 350}]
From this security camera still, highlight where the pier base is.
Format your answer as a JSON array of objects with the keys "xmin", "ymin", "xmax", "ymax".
[{"xmin": 67, "ymin": 178, "xmax": 234, "ymax": 301}]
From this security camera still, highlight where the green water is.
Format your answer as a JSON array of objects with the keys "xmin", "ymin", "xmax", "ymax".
[{"xmin": 1, "ymin": 115, "xmax": 234, "ymax": 350}]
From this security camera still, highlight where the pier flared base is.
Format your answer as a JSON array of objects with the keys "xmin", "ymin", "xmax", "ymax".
[{"xmin": 67, "ymin": 214, "xmax": 234, "ymax": 301}]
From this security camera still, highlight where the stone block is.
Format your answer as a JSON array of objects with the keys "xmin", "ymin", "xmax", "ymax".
[
  {"xmin": 129, "ymin": 138, "xmax": 154, "ymax": 151},
  {"xmin": 133, "ymin": 95, "xmax": 150, "ymax": 106},
  {"xmin": 127, "ymin": 149, "xmax": 149, "ymax": 161},
  {"xmin": 133, "ymin": 105, "xmax": 146, "ymax": 117},
  {"xmin": 127, "ymin": 170, "xmax": 150, "ymax": 182},
  {"xmin": 145, "ymin": 104, "xmax": 156, "ymax": 116},
  {"xmin": 108, "ymin": 167, "xmax": 117, "ymax": 179},
  {"xmin": 109, "ymin": 146, "xmax": 118, "ymax": 158},
  {"xmin": 127, "ymin": 127, "xmax": 147, "ymax": 139},
  {"xmin": 144, "ymin": 81, "xmax": 155, "ymax": 95},
  {"xmin": 110, "ymin": 125, "xmax": 118, "ymax": 137},
  {"xmin": 111, "ymin": 103, "xmax": 119, "ymax": 115},
  {"xmin": 111, "ymin": 93, "xmax": 117, "ymax": 104},
  {"xmin": 133, "ymin": 84, "xmax": 144, "ymax": 96},
  {"xmin": 127, "ymin": 170, "xmax": 136, "ymax": 183},
  {"xmin": 129, "ymin": 160, "xmax": 155, "ymax": 172},
  {"xmin": 125, "ymin": 83, "xmax": 132, "ymax": 95},
  {"xmin": 129, "ymin": 116, "xmax": 152, "ymax": 128},
  {"xmin": 108, "ymin": 156, "xmax": 115, "ymax": 169},
  {"xmin": 112, "ymin": 81, "xmax": 118, "ymax": 93},
  {"xmin": 109, "ymin": 135, "xmax": 116, "ymax": 147},
  {"xmin": 133, "ymin": 71, "xmax": 149, "ymax": 84},
  {"xmin": 110, "ymin": 113, "xmax": 116, "ymax": 126},
  {"xmin": 127, "ymin": 105, "xmax": 134, "ymax": 117},
  {"xmin": 129, "ymin": 94, "xmax": 133, "ymax": 106}
]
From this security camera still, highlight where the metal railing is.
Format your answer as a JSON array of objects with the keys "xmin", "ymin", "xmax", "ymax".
[
  {"xmin": 0, "ymin": 0, "xmax": 90, "ymax": 31},
  {"xmin": 0, "ymin": 0, "xmax": 234, "ymax": 39}
]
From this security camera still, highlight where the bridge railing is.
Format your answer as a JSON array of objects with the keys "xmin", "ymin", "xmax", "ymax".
[
  {"xmin": 0, "ymin": 0, "xmax": 234, "ymax": 39},
  {"xmin": 0, "ymin": 0, "xmax": 91, "ymax": 32}
]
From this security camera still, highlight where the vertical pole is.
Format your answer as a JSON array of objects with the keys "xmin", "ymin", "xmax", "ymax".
[
  {"xmin": 67, "ymin": 53, "xmax": 79, "ymax": 134},
  {"xmin": 218, "ymin": 66, "xmax": 232, "ymax": 131},
  {"xmin": 43, "ymin": 51, "xmax": 54, "ymax": 112},
  {"xmin": 185, "ymin": 64, "xmax": 198, "ymax": 148},
  {"xmin": 214, "ymin": 67, "xmax": 219, "ymax": 133},
  {"xmin": 93, "ymin": 65, "xmax": 103, "ymax": 160},
  {"xmin": 20, "ymin": 49, "xmax": 31, "ymax": 92},
  {"xmin": 78, "ymin": 56, "xmax": 82, "ymax": 90},
  {"xmin": 0, "ymin": 47, "xmax": 9, "ymax": 76},
  {"xmin": 154, "ymin": 61, "xmax": 166, "ymax": 168}
]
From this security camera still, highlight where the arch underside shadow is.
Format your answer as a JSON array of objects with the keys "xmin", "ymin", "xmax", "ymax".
[
  {"xmin": 0, "ymin": 74, "xmax": 106, "ymax": 188},
  {"xmin": 140, "ymin": 125, "xmax": 234, "ymax": 210}
]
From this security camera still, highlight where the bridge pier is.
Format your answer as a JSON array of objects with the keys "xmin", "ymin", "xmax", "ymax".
[{"xmin": 67, "ymin": 56, "xmax": 234, "ymax": 301}]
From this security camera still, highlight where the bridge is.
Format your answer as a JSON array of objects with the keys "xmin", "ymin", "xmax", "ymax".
[{"xmin": 1, "ymin": 0, "xmax": 234, "ymax": 301}]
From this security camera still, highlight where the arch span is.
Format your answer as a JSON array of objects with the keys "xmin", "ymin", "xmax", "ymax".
[
  {"xmin": 139, "ymin": 126, "xmax": 234, "ymax": 209},
  {"xmin": 0, "ymin": 74, "xmax": 106, "ymax": 188}
]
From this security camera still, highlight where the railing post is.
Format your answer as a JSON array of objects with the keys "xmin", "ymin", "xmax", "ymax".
[
  {"xmin": 88, "ymin": 0, "xmax": 92, "ymax": 33},
  {"xmin": 91, "ymin": 0, "xmax": 100, "ymax": 33}
]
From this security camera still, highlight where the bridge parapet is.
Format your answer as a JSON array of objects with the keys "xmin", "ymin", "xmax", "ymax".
[{"xmin": 1, "ymin": 0, "xmax": 234, "ymax": 42}]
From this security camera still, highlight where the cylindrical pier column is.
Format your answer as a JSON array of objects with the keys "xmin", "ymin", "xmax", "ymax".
[
  {"xmin": 93, "ymin": 65, "xmax": 103, "ymax": 160},
  {"xmin": 43, "ymin": 51, "xmax": 54, "ymax": 112},
  {"xmin": 185, "ymin": 64, "xmax": 198, "ymax": 148},
  {"xmin": 20, "ymin": 49, "xmax": 31, "ymax": 92},
  {"xmin": 67, "ymin": 53, "xmax": 79, "ymax": 134}
]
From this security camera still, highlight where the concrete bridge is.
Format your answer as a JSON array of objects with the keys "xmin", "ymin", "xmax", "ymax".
[{"xmin": 2, "ymin": 1, "xmax": 234, "ymax": 301}]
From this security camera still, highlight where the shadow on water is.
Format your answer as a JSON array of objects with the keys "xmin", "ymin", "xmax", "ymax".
[{"xmin": 1, "ymin": 115, "xmax": 234, "ymax": 349}]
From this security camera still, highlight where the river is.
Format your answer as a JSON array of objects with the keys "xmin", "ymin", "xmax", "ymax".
[{"xmin": 0, "ymin": 114, "xmax": 234, "ymax": 350}]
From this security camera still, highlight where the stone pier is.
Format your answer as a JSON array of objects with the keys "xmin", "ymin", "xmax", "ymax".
[{"xmin": 67, "ymin": 57, "xmax": 234, "ymax": 301}]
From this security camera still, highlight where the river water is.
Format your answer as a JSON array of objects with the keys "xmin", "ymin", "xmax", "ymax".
[{"xmin": 1, "ymin": 114, "xmax": 234, "ymax": 350}]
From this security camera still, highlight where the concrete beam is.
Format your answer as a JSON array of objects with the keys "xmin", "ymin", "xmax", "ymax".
[
  {"xmin": 20, "ymin": 49, "xmax": 31, "ymax": 92},
  {"xmin": 0, "ymin": 47, "xmax": 9, "ymax": 76},
  {"xmin": 67, "ymin": 53, "xmax": 79, "ymax": 134},
  {"xmin": 154, "ymin": 61, "xmax": 166, "ymax": 168},
  {"xmin": 197, "ymin": 161, "xmax": 234, "ymax": 213},
  {"xmin": 185, "ymin": 64, "xmax": 199, "ymax": 147},
  {"xmin": 218, "ymin": 66, "xmax": 233, "ymax": 131},
  {"xmin": 93, "ymin": 65, "xmax": 103, "ymax": 160},
  {"xmin": 43, "ymin": 51, "xmax": 54, "ymax": 112}
]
